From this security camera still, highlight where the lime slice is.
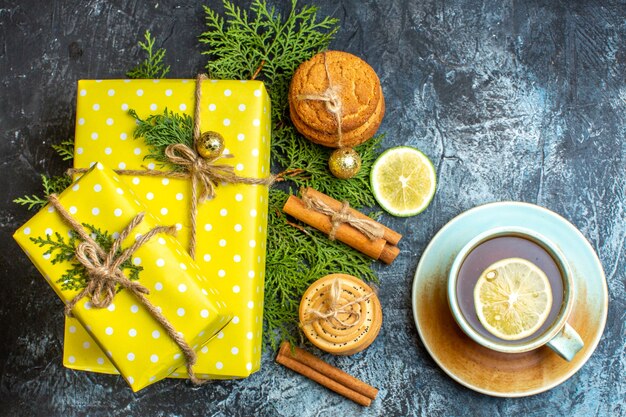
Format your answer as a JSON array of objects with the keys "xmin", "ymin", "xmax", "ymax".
[
  {"xmin": 474, "ymin": 257, "xmax": 553, "ymax": 341},
  {"xmin": 370, "ymin": 146, "xmax": 437, "ymax": 217}
]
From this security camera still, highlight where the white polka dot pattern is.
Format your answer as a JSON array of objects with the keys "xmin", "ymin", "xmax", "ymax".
[
  {"xmin": 57, "ymin": 79, "xmax": 270, "ymax": 381},
  {"xmin": 14, "ymin": 163, "xmax": 231, "ymax": 391}
]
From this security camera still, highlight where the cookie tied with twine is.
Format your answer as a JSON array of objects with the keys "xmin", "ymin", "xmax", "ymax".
[
  {"xmin": 299, "ymin": 274, "xmax": 382, "ymax": 355},
  {"xmin": 46, "ymin": 193, "xmax": 208, "ymax": 386},
  {"xmin": 289, "ymin": 50, "xmax": 385, "ymax": 149},
  {"xmin": 70, "ymin": 74, "xmax": 274, "ymax": 259}
]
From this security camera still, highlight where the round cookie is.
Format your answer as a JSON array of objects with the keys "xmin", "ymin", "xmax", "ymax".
[
  {"xmin": 290, "ymin": 85, "xmax": 385, "ymax": 148},
  {"xmin": 289, "ymin": 50, "xmax": 383, "ymax": 136},
  {"xmin": 299, "ymin": 273, "xmax": 382, "ymax": 355}
]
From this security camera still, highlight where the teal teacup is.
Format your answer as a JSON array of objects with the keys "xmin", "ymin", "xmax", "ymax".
[{"xmin": 447, "ymin": 226, "xmax": 584, "ymax": 361}]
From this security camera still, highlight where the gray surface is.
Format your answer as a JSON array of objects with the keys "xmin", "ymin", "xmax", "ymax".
[{"xmin": 1, "ymin": 0, "xmax": 624, "ymax": 416}]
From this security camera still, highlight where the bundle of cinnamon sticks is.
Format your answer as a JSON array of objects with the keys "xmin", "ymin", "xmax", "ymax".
[
  {"xmin": 283, "ymin": 187, "xmax": 402, "ymax": 264},
  {"xmin": 275, "ymin": 341, "xmax": 379, "ymax": 407}
]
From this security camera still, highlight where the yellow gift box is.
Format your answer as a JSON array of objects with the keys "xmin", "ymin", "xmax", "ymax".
[
  {"xmin": 13, "ymin": 163, "xmax": 231, "ymax": 391},
  {"xmin": 67, "ymin": 79, "xmax": 270, "ymax": 379}
]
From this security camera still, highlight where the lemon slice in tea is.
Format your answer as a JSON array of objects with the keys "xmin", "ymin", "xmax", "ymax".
[
  {"xmin": 370, "ymin": 146, "xmax": 437, "ymax": 217},
  {"xmin": 474, "ymin": 257, "xmax": 553, "ymax": 341}
]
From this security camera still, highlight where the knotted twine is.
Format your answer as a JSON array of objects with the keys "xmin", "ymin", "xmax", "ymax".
[
  {"xmin": 300, "ymin": 188, "xmax": 384, "ymax": 241},
  {"xmin": 296, "ymin": 51, "xmax": 345, "ymax": 148},
  {"xmin": 71, "ymin": 73, "xmax": 274, "ymax": 259},
  {"xmin": 305, "ymin": 278, "xmax": 373, "ymax": 329},
  {"xmin": 48, "ymin": 194, "xmax": 206, "ymax": 385}
]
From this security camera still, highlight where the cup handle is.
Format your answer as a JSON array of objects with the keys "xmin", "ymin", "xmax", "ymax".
[{"xmin": 546, "ymin": 323, "xmax": 584, "ymax": 361}]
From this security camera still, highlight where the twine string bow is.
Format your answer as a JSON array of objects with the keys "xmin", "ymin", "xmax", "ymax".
[
  {"xmin": 155, "ymin": 73, "xmax": 274, "ymax": 258},
  {"xmin": 48, "ymin": 194, "xmax": 206, "ymax": 385},
  {"xmin": 296, "ymin": 51, "xmax": 344, "ymax": 147},
  {"xmin": 306, "ymin": 278, "xmax": 372, "ymax": 328},
  {"xmin": 164, "ymin": 143, "xmax": 236, "ymax": 203},
  {"xmin": 301, "ymin": 188, "xmax": 384, "ymax": 241},
  {"xmin": 70, "ymin": 238, "xmax": 149, "ymax": 312},
  {"xmin": 69, "ymin": 73, "xmax": 274, "ymax": 259}
]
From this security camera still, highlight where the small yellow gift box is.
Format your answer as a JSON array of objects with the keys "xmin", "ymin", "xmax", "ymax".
[
  {"xmin": 13, "ymin": 163, "xmax": 231, "ymax": 391},
  {"xmin": 66, "ymin": 78, "xmax": 270, "ymax": 379}
]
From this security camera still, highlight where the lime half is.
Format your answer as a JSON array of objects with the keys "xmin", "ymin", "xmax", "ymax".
[{"xmin": 370, "ymin": 146, "xmax": 437, "ymax": 217}]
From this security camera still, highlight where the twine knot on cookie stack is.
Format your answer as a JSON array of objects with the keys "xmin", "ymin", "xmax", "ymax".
[
  {"xmin": 299, "ymin": 273, "xmax": 383, "ymax": 355},
  {"xmin": 289, "ymin": 51, "xmax": 385, "ymax": 179}
]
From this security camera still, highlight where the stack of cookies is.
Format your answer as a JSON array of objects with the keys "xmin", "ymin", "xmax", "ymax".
[{"xmin": 289, "ymin": 50, "xmax": 385, "ymax": 148}]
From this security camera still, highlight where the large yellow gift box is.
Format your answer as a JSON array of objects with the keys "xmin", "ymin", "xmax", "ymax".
[
  {"xmin": 67, "ymin": 79, "xmax": 271, "ymax": 379},
  {"xmin": 13, "ymin": 163, "xmax": 231, "ymax": 391}
]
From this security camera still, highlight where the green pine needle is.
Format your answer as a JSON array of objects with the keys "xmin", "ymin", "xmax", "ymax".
[
  {"xmin": 200, "ymin": 0, "xmax": 338, "ymax": 124},
  {"xmin": 13, "ymin": 194, "xmax": 48, "ymax": 211},
  {"xmin": 42, "ymin": 174, "xmax": 72, "ymax": 197},
  {"xmin": 128, "ymin": 108, "xmax": 193, "ymax": 169},
  {"xmin": 14, "ymin": 174, "xmax": 72, "ymax": 211},
  {"xmin": 30, "ymin": 225, "xmax": 143, "ymax": 292},
  {"xmin": 126, "ymin": 30, "xmax": 171, "ymax": 79},
  {"xmin": 52, "ymin": 139, "xmax": 75, "ymax": 161},
  {"xmin": 274, "ymin": 129, "xmax": 382, "ymax": 208}
]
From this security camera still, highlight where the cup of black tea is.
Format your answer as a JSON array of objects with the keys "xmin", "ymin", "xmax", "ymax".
[{"xmin": 447, "ymin": 226, "xmax": 584, "ymax": 361}]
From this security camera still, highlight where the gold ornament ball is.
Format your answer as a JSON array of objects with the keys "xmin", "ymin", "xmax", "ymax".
[
  {"xmin": 196, "ymin": 131, "xmax": 225, "ymax": 159},
  {"xmin": 328, "ymin": 147, "xmax": 362, "ymax": 179}
]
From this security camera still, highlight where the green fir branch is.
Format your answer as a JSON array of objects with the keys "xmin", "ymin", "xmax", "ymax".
[
  {"xmin": 51, "ymin": 139, "xmax": 75, "ymax": 161},
  {"xmin": 274, "ymin": 132, "xmax": 382, "ymax": 208},
  {"xmin": 128, "ymin": 108, "xmax": 193, "ymax": 169},
  {"xmin": 30, "ymin": 226, "xmax": 143, "ymax": 292},
  {"xmin": 14, "ymin": 174, "xmax": 72, "ymax": 211},
  {"xmin": 42, "ymin": 174, "xmax": 72, "ymax": 197},
  {"xmin": 13, "ymin": 194, "xmax": 48, "ymax": 211},
  {"xmin": 200, "ymin": 0, "xmax": 338, "ymax": 123},
  {"xmin": 126, "ymin": 30, "xmax": 171, "ymax": 79}
]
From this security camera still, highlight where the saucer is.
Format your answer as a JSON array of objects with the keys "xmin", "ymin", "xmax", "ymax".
[{"xmin": 411, "ymin": 202, "xmax": 608, "ymax": 397}]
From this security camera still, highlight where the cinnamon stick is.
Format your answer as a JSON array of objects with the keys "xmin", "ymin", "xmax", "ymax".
[
  {"xmin": 283, "ymin": 194, "xmax": 384, "ymax": 258},
  {"xmin": 283, "ymin": 194, "xmax": 400, "ymax": 264},
  {"xmin": 302, "ymin": 188, "xmax": 402, "ymax": 245},
  {"xmin": 379, "ymin": 244, "xmax": 400, "ymax": 265},
  {"xmin": 276, "ymin": 341, "xmax": 378, "ymax": 406},
  {"xmin": 280, "ymin": 341, "xmax": 379, "ymax": 399}
]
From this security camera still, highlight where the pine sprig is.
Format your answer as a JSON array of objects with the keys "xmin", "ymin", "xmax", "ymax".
[
  {"xmin": 42, "ymin": 174, "xmax": 72, "ymax": 196},
  {"xmin": 128, "ymin": 108, "xmax": 193, "ymax": 169},
  {"xmin": 200, "ymin": 0, "xmax": 339, "ymax": 123},
  {"xmin": 14, "ymin": 174, "xmax": 72, "ymax": 210},
  {"xmin": 126, "ymin": 30, "xmax": 171, "ymax": 79},
  {"xmin": 30, "ymin": 225, "xmax": 143, "ymax": 292},
  {"xmin": 13, "ymin": 194, "xmax": 47, "ymax": 211},
  {"xmin": 274, "ymin": 130, "xmax": 382, "ymax": 208},
  {"xmin": 51, "ymin": 139, "xmax": 75, "ymax": 161}
]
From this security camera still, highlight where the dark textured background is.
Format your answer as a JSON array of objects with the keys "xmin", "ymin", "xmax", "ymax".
[{"xmin": 1, "ymin": 1, "xmax": 624, "ymax": 416}]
